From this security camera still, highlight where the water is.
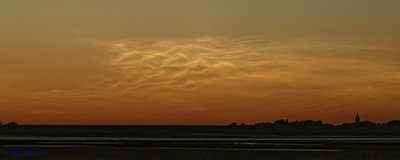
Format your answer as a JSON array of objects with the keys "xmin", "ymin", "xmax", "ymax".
[
  {"xmin": 2, "ymin": 136, "xmax": 400, "ymax": 141},
  {"xmin": 1, "ymin": 136, "xmax": 400, "ymax": 159}
]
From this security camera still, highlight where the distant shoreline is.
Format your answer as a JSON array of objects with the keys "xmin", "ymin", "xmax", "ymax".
[{"xmin": 2, "ymin": 121, "xmax": 400, "ymax": 137}]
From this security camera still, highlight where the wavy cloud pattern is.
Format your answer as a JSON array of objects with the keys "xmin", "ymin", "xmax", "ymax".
[
  {"xmin": 2, "ymin": 36, "xmax": 399, "ymax": 124},
  {"xmin": 95, "ymin": 37, "xmax": 399, "ymax": 95}
]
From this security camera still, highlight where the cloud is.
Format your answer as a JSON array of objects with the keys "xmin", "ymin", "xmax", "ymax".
[
  {"xmin": 2, "ymin": 36, "xmax": 399, "ymax": 124},
  {"xmin": 88, "ymin": 37, "xmax": 400, "ymax": 119},
  {"xmin": 95, "ymin": 38, "xmax": 250, "ymax": 92},
  {"xmin": 94, "ymin": 37, "xmax": 398, "ymax": 95}
]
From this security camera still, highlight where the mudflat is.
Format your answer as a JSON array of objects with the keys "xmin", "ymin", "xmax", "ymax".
[{"xmin": 1, "ymin": 136, "xmax": 400, "ymax": 160}]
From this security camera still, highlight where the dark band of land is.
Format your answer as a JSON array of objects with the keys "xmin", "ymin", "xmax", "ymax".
[
  {"xmin": 2, "ymin": 118, "xmax": 400, "ymax": 160},
  {"xmin": 2, "ymin": 118, "xmax": 400, "ymax": 137}
]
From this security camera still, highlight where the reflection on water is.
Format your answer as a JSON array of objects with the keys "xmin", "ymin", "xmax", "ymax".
[
  {"xmin": 1, "ymin": 147, "xmax": 398, "ymax": 160},
  {"xmin": 3, "ymin": 136, "xmax": 400, "ymax": 141},
  {"xmin": 3, "ymin": 146, "xmax": 344, "ymax": 151},
  {"xmin": 1, "ymin": 136, "xmax": 400, "ymax": 160}
]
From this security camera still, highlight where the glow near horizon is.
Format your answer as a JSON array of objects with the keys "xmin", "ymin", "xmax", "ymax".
[{"xmin": 1, "ymin": 0, "xmax": 400, "ymax": 125}]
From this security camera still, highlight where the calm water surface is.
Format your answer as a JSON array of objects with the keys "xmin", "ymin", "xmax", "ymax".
[{"xmin": 1, "ymin": 136, "xmax": 400, "ymax": 160}]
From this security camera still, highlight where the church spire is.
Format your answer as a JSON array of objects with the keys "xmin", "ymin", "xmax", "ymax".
[{"xmin": 355, "ymin": 113, "xmax": 360, "ymax": 124}]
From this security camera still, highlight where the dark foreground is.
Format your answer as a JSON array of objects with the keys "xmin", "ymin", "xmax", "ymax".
[
  {"xmin": 1, "ymin": 136, "xmax": 400, "ymax": 160},
  {"xmin": 2, "ymin": 147, "xmax": 400, "ymax": 160},
  {"xmin": 2, "ymin": 125, "xmax": 400, "ymax": 159}
]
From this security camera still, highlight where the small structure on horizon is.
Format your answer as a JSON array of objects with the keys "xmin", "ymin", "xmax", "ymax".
[
  {"xmin": 4, "ymin": 121, "xmax": 18, "ymax": 127},
  {"xmin": 355, "ymin": 113, "xmax": 361, "ymax": 124}
]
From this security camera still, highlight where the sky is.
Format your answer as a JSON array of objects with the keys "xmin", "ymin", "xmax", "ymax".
[{"xmin": 1, "ymin": 0, "xmax": 400, "ymax": 125}]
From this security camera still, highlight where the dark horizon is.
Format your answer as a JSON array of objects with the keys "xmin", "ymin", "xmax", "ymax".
[{"xmin": 2, "ymin": 113, "xmax": 400, "ymax": 127}]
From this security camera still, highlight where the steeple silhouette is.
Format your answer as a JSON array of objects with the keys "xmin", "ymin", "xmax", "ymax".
[{"xmin": 355, "ymin": 113, "xmax": 360, "ymax": 124}]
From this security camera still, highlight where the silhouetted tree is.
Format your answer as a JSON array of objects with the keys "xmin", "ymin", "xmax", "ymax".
[{"xmin": 228, "ymin": 122, "xmax": 238, "ymax": 127}]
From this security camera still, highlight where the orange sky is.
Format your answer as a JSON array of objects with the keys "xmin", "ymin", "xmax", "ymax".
[{"xmin": 1, "ymin": 0, "xmax": 400, "ymax": 125}]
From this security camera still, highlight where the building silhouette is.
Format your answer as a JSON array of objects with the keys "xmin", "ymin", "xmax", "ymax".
[{"xmin": 355, "ymin": 113, "xmax": 360, "ymax": 124}]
